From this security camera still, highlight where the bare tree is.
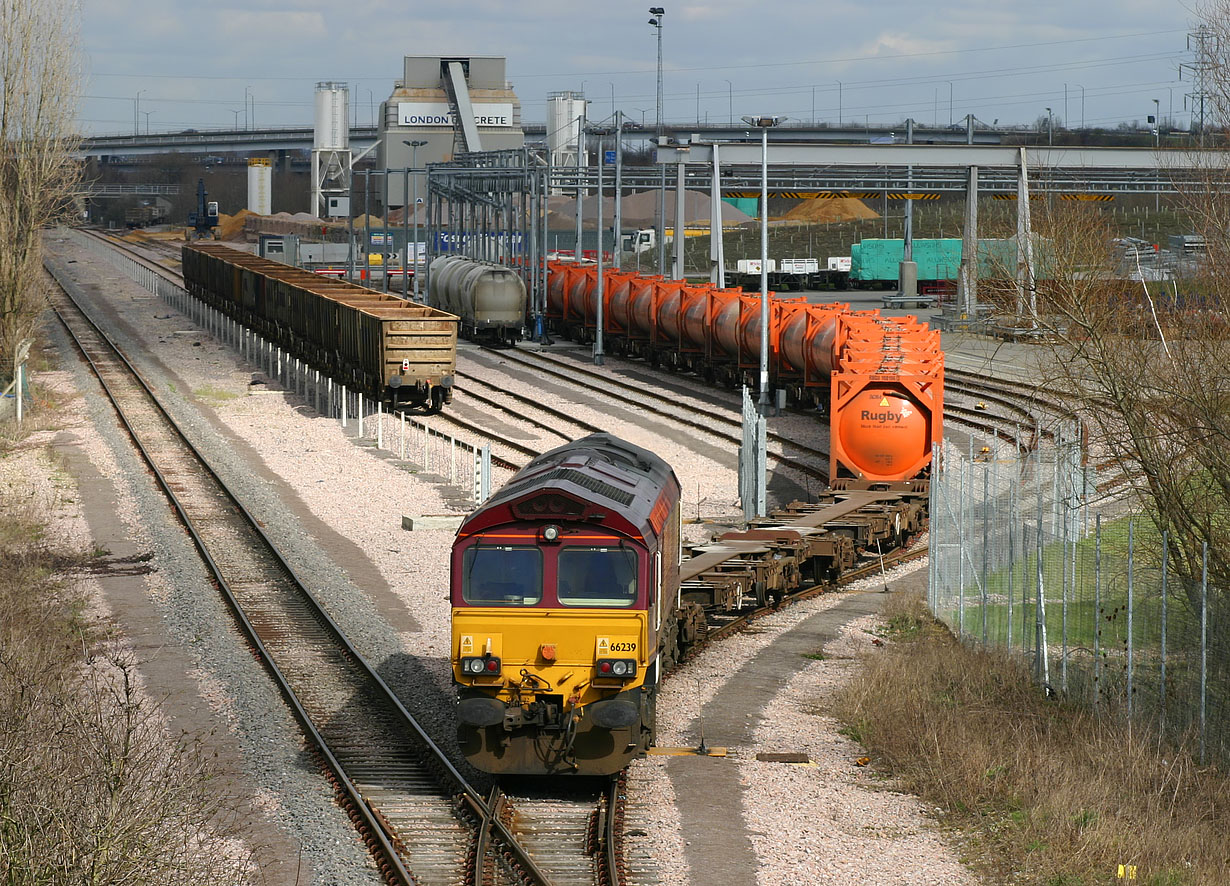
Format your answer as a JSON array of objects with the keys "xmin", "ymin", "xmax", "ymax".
[
  {"xmin": 980, "ymin": 190, "xmax": 1230, "ymax": 616},
  {"xmin": 0, "ymin": 0, "xmax": 82, "ymax": 371}
]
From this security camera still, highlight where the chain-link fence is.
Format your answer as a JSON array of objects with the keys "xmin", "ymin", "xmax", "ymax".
[{"xmin": 929, "ymin": 436, "xmax": 1228, "ymax": 765}]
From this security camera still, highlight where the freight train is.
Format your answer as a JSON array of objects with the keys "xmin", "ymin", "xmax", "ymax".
[
  {"xmin": 450, "ymin": 432, "xmax": 928, "ymax": 776},
  {"xmin": 545, "ymin": 261, "xmax": 944, "ymax": 484},
  {"xmin": 182, "ymin": 243, "xmax": 459, "ymax": 411}
]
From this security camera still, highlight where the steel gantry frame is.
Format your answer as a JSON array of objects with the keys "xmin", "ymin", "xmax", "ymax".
[{"xmin": 422, "ymin": 141, "xmax": 1230, "ymax": 334}]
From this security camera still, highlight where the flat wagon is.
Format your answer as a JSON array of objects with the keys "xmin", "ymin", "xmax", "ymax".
[{"xmin": 182, "ymin": 242, "xmax": 458, "ymax": 411}]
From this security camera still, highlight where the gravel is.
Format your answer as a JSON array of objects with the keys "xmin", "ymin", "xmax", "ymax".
[
  {"xmin": 740, "ymin": 607, "xmax": 976, "ymax": 886},
  {"xmin": 42, "ymin": 230, "xmax": 978, "ymax": 884}
]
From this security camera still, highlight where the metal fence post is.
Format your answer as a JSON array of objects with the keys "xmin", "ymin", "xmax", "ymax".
[
  {"xmin": 377, "ymin": 402, "xmax": 383, "ymax": 449},
  {"xmin": 1200, "ymin": 541, "xmax": 1208, "ymax": 765},
  {"xmin": 1037, "ymin": 490, "xmax": 1049, "ymax": 686},
  {"xmin": 1161, "ymin": 531, "xmax": 1169, "ymax": 724},
  {"xmin": 1094, "ymin": 514, "xmax": 1102, "ymax": 709},
  {"xmin": 358, "ymin": 394, "xmax": 364, "ymax": 438},
  {"xmin": 1061, "ymin": 487, "xmax": 1069, "ymax": 693},
  {"xmin": 981, "ymin": 455, "xmax": 989, "ymax": 645},
  {"xmin": 928, "ymin": 442, "xmax": 937, "ymax": 612},
  {"xmin": 400, "ymin": 413, "xmax": 406, "ymax": 460},
  {"xmin": 479, "ymin": 445, "xmax": 492, "ymax": 504},
  {"xmin": 958, "ymin": 456, "xmax": 967, "ymax": 637},
  {"xmin": 1127, "ymin": 519, "xmax": 1135, "ymax": 719},
  {"xmin": 341, "ymin": 384, "xmax": 348, "ymax": 428}
]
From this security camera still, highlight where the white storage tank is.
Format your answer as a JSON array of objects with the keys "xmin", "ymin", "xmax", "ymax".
[
  {"xmin": 314, "ymin": 82, "xmax": 350, "ymax": 151},
  {"xmin": 247, "ymin": 158, "xmax": 272, "ymax": 215}
]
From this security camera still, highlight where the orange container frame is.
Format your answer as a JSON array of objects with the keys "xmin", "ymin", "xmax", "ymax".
[{"xmin": 829, "ymin": 370, "xmax": 943, "ymax": 482}]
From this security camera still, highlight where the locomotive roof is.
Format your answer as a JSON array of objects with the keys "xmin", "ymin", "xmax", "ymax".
[{"xmin": 460, "ymin": 433, "xmax": 679, "ymax": 542}]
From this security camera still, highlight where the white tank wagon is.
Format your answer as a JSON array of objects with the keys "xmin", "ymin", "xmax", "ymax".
[{"xmin": 430, "ymin": 255, "xmax": 527, "ymax": 344}]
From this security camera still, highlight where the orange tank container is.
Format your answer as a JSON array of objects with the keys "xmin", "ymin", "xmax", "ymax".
[
  {"xmin": 776, "ymin": 301, "xmax": 850, "ymax": 383},
  {"xmin": 615, "ymin": 275, "xmax": 662, "ymax": 340},
  {"xmin": 827, "ymin": 311, "xmax": 944, "ymax": 482},
  {"xmin": 829, "ymin": 372, "xmax": 942, "ymax": 482},
  {"xmin": 582, "ymin": 271, "xmax": 640, "ymax": 333},
  {"xmin": 648, "ymin": 280, "xmax": 688, "ymax": 345},
  {"xmin": 711, "ymin": 292, "xmax": 767, "ymax": 367}
]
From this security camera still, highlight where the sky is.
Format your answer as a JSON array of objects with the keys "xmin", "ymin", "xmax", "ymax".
[{"xmin": 79, "ymin": 0, "xmax": 1203, "ymax": 137}]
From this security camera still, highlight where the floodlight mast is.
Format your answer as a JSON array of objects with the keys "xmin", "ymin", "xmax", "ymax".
[{"xmin": 741, "ymin": 114, "xmax": 786, "ymax": 412}]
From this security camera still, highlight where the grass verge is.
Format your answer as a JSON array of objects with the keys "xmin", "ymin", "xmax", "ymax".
[{"xmin": 833, "ymin": 591, "xmax": 1229, "ymax": 885}]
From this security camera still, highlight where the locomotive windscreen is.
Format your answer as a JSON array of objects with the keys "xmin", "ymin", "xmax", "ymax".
[
  {"xmin": 463, "ymin": 546, "xmax": 542, "ymax": 605},
  {"xmin": 557, "ymin": 547, "xmax": 637, "ymax": 607}
]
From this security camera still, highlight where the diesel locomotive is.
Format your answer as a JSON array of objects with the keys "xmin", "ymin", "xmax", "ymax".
[{"xmin": 450, "ymin": 434, "xmax": 696, "ymax": 776}]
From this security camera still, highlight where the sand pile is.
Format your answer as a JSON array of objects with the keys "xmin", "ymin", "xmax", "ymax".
[
  {"xmin": 784, "ymin": 197, "xmax": 879, "ymax": 223},
  {"xmin": 217, "ymin": 208, "xmax": 257, "ymax": 241}
]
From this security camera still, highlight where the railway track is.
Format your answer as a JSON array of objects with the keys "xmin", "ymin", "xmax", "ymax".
[
  {"xmin": 472, "ymin": 779, "xmax": 630, "ymax": 886},
  {"xmin": 690, "ymin": 540, "xmax": 930, "ymax": 652},
  {"xmin": 43, "ymin": 254, "xmax": 564, "ymax": 886},
  {"xmin": 466, "ymin": 346, "xmax": 833, "ymax": 484}
]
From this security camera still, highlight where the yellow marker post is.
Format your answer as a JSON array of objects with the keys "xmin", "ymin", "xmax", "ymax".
[{"xmin": 1116, "ymin": 864, "xmax": 1138, "ymax": 880}]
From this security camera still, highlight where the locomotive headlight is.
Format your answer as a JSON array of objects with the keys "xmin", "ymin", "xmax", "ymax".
[
  {"xmin": 462, "ymin": 656, "xmax": 500, "ymax": 676},
  {"xmin": 541, "ymin": 524, "xmax": 561, "ymax": 543},
  {"xmin": 595, "ymin": 659, "xmax": 637, "ymax": 679}
]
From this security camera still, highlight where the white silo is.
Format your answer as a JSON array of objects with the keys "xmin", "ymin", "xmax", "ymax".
[
  {"xmin": 247, "ymin": 158, "xmax": 272, "ymax": 215},
  {"xmin": 311, "ymin": 81, "xmax": 353, "ymax": 218}
]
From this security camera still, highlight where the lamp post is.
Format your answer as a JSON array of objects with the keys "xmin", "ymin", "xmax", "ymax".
[
  {"xmin": 649, "ymin": 7, "xmax": 666, "ymax": 275},
  {"xmin": 134, "ymin": 89, "xmax": 145, "ymax": 135},
  {"xmin": 1153, "ymin": 98, "xmax": 1161, "ymax": 211},
  {"xmin": 741, "ymin": 114, "xmax": 785, "ymax": 413},
  {"xmin": 590, "ymin": 125, "xmax": 611, "ymax": 365},
  {"xmin": 725, "ymin": 79, "xmax": 732, "ymax": 124},
  {"xmin": 1046, "ymin": 107, "xmax": 1053, "ymax": 146},
  {"xmin": 231, "ymin": 109, "xmax": 242, "ymax": 129},
  {"xmin": 403, "ymin": 140, "xmax": 427, "ymax": 301},
  {"xmin": 1077, "ymin": 84, "xmax": 1085, "ymax": 129},
  {"xmin": 142, "ymin": 111, "xmax": 152, "ymax": 134},
  {"xmin": 947, "ymin": 81, "xmax": 953, "ymax": 126},
  {"xmin": 836, "ymin": 80, "xmax": 842, "ymax": 126},
  {"xmin": 244, "ymin": 86, "xmax": 252, "ymax": 129}
]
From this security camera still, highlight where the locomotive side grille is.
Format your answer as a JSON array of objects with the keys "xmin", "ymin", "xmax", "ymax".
[{"xmin": 541, "ymin": 469, "xmax": 635, "ymax": 507}]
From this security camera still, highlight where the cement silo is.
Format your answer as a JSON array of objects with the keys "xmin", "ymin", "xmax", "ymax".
[
  {"xmin": 311, "ymin": 81, "xmax": 352, "ymax": 218},
  {"xmin": 247, "ymin": 158, "xmax": 271, "ymax": 215}
]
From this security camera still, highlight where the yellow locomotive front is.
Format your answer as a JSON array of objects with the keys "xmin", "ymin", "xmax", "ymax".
[{"xmin": 450, "ymin": 435, "xmax": 680, "ymax": 776}]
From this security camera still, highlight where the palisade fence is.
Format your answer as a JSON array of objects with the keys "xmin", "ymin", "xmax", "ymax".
[
  {"xmin": 63, "ymin": 229, "xmax": 494, "ymax": 503},
  {"xmin": 929, "ymin": 437, "xmax": 1228, "ymax": 765}
]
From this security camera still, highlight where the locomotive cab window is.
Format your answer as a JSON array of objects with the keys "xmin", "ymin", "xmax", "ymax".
[
  {"xmin": 557, "ymin": 546, "xmax": 638, "ymax": 607},
  {"xmin": 462, "ymin": 545, "xmax": 542, "ymax": 605}
]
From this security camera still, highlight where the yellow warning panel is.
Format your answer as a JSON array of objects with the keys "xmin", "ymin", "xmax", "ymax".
[{"xmin": 646, "ymin": 746, "xmax": 729, "ymax": 757}]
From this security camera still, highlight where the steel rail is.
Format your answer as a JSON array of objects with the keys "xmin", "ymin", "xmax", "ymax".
[
  {"xmin": 454, "ymin": 366, "xmax": 604, "ymax": 440},
  {"xmin": 44, "ymin": 254, "xmax": 552, "ymax": 886},
  {"xmin": 477, "ymin": 347, "xmax": 832, "ymax": 483}
]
